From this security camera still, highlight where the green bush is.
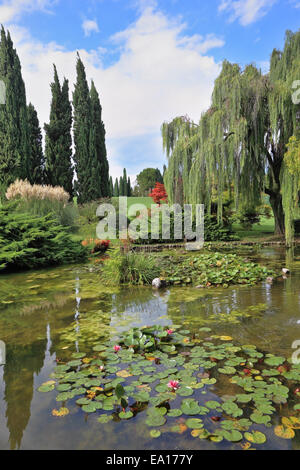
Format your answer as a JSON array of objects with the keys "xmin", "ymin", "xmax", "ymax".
[
  {"xmin": 14, "ymin": 198, "xmax": 78, "ymax": 229},
  {"xmin": 133, "ymin": 212, "xmax": 238, "ymax": 244},
  {"xmin": 0, "ymin": 202, "xmax": 87, "ymax": 271},
  {"xmin": 102, "ymin": 248, "xmax": 160, "ymax": 285}
]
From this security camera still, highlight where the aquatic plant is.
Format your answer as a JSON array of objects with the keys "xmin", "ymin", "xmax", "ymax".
[
  {"xmin": 38, "ymin": 324, "xmax": 300, "ymax": 449},
  {"xmin": 102, "ymin": 248, "xmax": 160, "ymax": 285}
]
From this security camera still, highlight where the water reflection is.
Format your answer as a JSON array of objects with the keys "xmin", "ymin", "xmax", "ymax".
[{"xmin": 0, "ymin": 247, "xmax": 299, "ymax": 449}]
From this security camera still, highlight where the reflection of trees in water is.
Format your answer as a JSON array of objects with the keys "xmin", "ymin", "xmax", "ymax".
[
  {"xmin": 3, "ymin": 340, "xmax": 46, "ymax": 450},
  {"xmin": 110, "ymin": 288, "xmax": 170, "ymax": 333}
]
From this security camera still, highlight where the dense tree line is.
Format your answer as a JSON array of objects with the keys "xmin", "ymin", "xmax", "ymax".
[
  {"xmin": 112, "ymin": 168, "xmax": 132, "ymax": 196},
  {"xmin": 0, "ymin": 27, "xmax": 110, "ymax": 203}
]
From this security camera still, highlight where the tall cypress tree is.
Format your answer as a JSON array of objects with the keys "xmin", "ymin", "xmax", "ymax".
[
  {"xmin": 119, "ymin": 175, "xmax": 124, "ymax": 196},
  {"xmin": 89, "ymin": 80, "xmax": 109, "ymax": 199},
  {"xmin": 109, "ymin": 176, "xmax": 113, "ymax": 197},
  {"xmin": 44, "ymin": 65, "xmax": 73, "ymax": 196},
  {"xmin": 122, "ymin": 168, "xmax": 127, "ymax": 196},
  {"xmin": 113, "ymin": 178, "xmax": 119, "ymax": 197},
  {"xmin": 127, "ymin": 177, "xmax": 132, "ymax": 196},
  {"xmin": 27, "ymin": 103, "xmax": 44, "ymax": 184},
  {"xmin": 0, "ymin": 27, "xmax": 29, "ymax": 192},
  {"xmin": 73, "ymin": 55, "xmax": 91, "ymax": 203}
]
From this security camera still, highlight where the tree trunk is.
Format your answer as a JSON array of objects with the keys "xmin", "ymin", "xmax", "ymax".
[{"xmin": 269, "ymin": 192, "xmax": 285, "ymax": 235}]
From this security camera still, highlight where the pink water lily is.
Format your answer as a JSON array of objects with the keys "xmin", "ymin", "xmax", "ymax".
[
  {"xmin": 167, "ymin": 329, "xmax": 174, "ymax": 335},
  {"xmin": 114, "ymin": 345, "xmax": 121, "ymax": 352},
  {"xmin": 168, "ymin": 380, "xmax": 180, "ymax": 391}
]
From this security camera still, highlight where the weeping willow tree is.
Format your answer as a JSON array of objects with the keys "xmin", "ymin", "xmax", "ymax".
[
  {"xmin": 282, "ymin": 136, "xmax": 300, "ymax": 246},
  {"xmin": 162, "ymin": 29, "xmax": 300, "ymax": 236}
]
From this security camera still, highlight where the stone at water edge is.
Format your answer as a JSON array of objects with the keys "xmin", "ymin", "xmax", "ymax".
[
  {"xmin": 266, "ymin": 277, "xmax": 273, "ymax": 283},
  {"xmin": 282, "ymin": 268, "xmax": 290, "ymax": 275}
]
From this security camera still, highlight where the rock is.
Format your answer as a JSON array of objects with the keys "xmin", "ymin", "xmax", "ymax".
[
  {"xmin": 282, "ymin": 268, "xmax": 290, "ymax": 274},
  {"xmin": 195, "ymin": 285, "xmax": 205, "ymax": 289},
  {"xmin": 266, "ymin": 277, "xmax": 273, "ymax": 283},
  {"xmin": 152, "ymin": 278, "xmax": 162, "ymax": 289}
]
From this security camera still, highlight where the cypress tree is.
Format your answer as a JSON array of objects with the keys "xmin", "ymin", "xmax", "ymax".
[
  {"xmin": 89, "ymin": 80, "xmax": 109, "ymax": 199},
  {"xmin": 109, "ymin": 176, "xmax": 113, "ymax": 197},
  {"xmin": 73, "ymin": 54, "xmax": 91, "ymax": 203},
  {"xmin": 44, "ymin": 65, "xmax": 73, "ymax": 196},
  {"xmin": 127, "ymin": 176, "xmax": 132, "ymax": 196},
  {"xmin": 122, "ymin": 168, "xmax": 127, "ymax": 196},
  {"xmin": 0, "ymin": 27, "xmax": 29, "ymax": 192},
  {"xmin": 27, "ymin": 103, "xmax": 44, "ymax": 184},
  {"xmin": 119, "ymin": 175, "xmax": 124, "ymax": 196},
  {"xmin": 113, "ymin": 178, "xmax": 119, "ymax": 197}
]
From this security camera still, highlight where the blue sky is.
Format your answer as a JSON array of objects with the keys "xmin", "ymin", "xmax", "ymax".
[{"xmin": 0, "ymin": 0, "xmax": 299, "ymax": 182}]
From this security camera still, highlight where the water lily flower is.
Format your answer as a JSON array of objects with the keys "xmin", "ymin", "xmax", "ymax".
[
  {"xmin": 114, "ymin": 345, "xmax": 121, "ymax": 352},
  {"xmin": 167, "ymin": 329, "xmax": 173, "ymax": 335},
  {"xmin": 168, "ymin": 380, "xmax": 180, "ymax": 391}
]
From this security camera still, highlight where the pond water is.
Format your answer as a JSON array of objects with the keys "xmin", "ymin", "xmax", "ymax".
[{"xmin": 0, "ymin": 246, "xmax": 299, "ymax": 450}]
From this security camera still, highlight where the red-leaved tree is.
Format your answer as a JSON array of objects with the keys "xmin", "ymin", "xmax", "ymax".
[{"xmin": 149, "ymin": 183, "xmax": 168, "ymax": 205}]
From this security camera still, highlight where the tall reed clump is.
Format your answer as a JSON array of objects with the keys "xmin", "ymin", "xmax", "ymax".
[
  {"xmin": 102, "ymin": 248, "xmax": 160, "ymax": 285},
  {"xmin": 5, "ymin": 179, "xmax": 77, "ymax": 227}
]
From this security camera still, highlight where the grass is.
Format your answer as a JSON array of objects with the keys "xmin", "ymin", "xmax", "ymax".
[
  {"xmin": 232, "ymin": 216, "xmax": 278, "ymax": 241},
  {"xmin": 112, "ymin": 197, "xmax": 153, "ymax": 210}
]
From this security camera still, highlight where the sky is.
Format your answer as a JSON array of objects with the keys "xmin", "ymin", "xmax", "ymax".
[{"xmin": 0, "ymin": 0, "xmax": 299, "ymax": 183}]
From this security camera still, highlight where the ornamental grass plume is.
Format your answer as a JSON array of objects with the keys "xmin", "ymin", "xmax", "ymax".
[{"xmin": 6, "ymin": 179, "xmax": 69, "ymax": 205}]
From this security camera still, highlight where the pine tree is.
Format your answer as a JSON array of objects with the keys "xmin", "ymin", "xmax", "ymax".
[
  {"xmin": 27, "ymin": 103, "xmax": 44, "ymax": 184},
  {"xmin": 73, "ymin": 55, "xmax": 91, "ymax": 203},
  {"xmin": 89, "ymin": 80, "xmax": 109, "ymax": 199},
  {"xmin": 44, "ymin": 65, "xmax": 73, "ymax": 196},
  {"xmin": 0, "ymin": 27, "xmax": 30, "ymax": 192}
]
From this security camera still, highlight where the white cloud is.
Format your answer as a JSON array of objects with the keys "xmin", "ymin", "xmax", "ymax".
[
  {"xmin": 0, "ymin": 0, "xmax": 55, "ymax": 23},
  {"xmin": 218, "ymin": 0, "xmax": 277, "ymax": 25},
  {"xmin": 82, "ymin": 19, "xmax": 99, "ymax": 37},
  {"xmin": 5, "ymin": 6, "xmax": 224, "ymax": 179}
]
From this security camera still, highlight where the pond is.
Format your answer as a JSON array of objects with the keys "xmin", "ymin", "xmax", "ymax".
[{"xmin": 0, "ymin": 246, "xmax": 300, "ymax": 450}]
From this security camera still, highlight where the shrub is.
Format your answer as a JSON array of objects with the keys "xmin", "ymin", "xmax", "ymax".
[
  {"xmin": 0, "ymin": 202, "xmax": 87, "ymax": 271},
  {"xmin": 5, "ymin": 179, "xmax": 77, "ymax": 228},
  {"xmin": 235, "ymin": 208, "xmax": 260, "ymax": 229},
  {"xmin": 102, "ymin": 248, "xmax": 160, "ymax": 285}
]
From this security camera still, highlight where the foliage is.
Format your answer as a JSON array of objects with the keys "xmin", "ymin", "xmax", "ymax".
[
  {"xmin": 27, "ymin": 103, "xmax": 44, "ymax": 185},
  {"xmin": 282, "ymin": 136, "xmax": 300, "ymax": 246},
  {"xmin": 73, "ymin": 55, "xmax": 109, "ymax": 203},
  {"xmin": 39, "ymin": 324, "xmax": 300, "ymax": 448},
  {"xmin": 0, "ymin": 202, "xmax": 87, "ymax": 271},
  {"xmin": 44, "ymin": 65, "xmax": 73, "ymax": 196},
  {"xmin": 6, "ymin": 179, "xmax": 69, "ymax": 204},
  {"xmin": 162, "ymin": 30, "xmax": 300, "ymax": 237},
  {"xmin": 158, "ymin": 251, "xmax": 275, "ymax": 287},
  {"xmin": 102, "ymin": 248, "xmax": 160, "ymax": 285},
  {"xmin": 236, "ymin": 208, "xmax": 260, "ymax": 230},
  {"xmin": 5, "ymin": 179, "xmax": 75, "ymax": 227},
  {"xmin": 0, "ymin": 27, "xmax": 30, "ymax": 191},
  {"xmin": 149, "ymin": 183, "xmax": 168, "ymax": 205},
  {"xmin": 136, "ymin": 168, "xmax": 164, "ymax": 196}
]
